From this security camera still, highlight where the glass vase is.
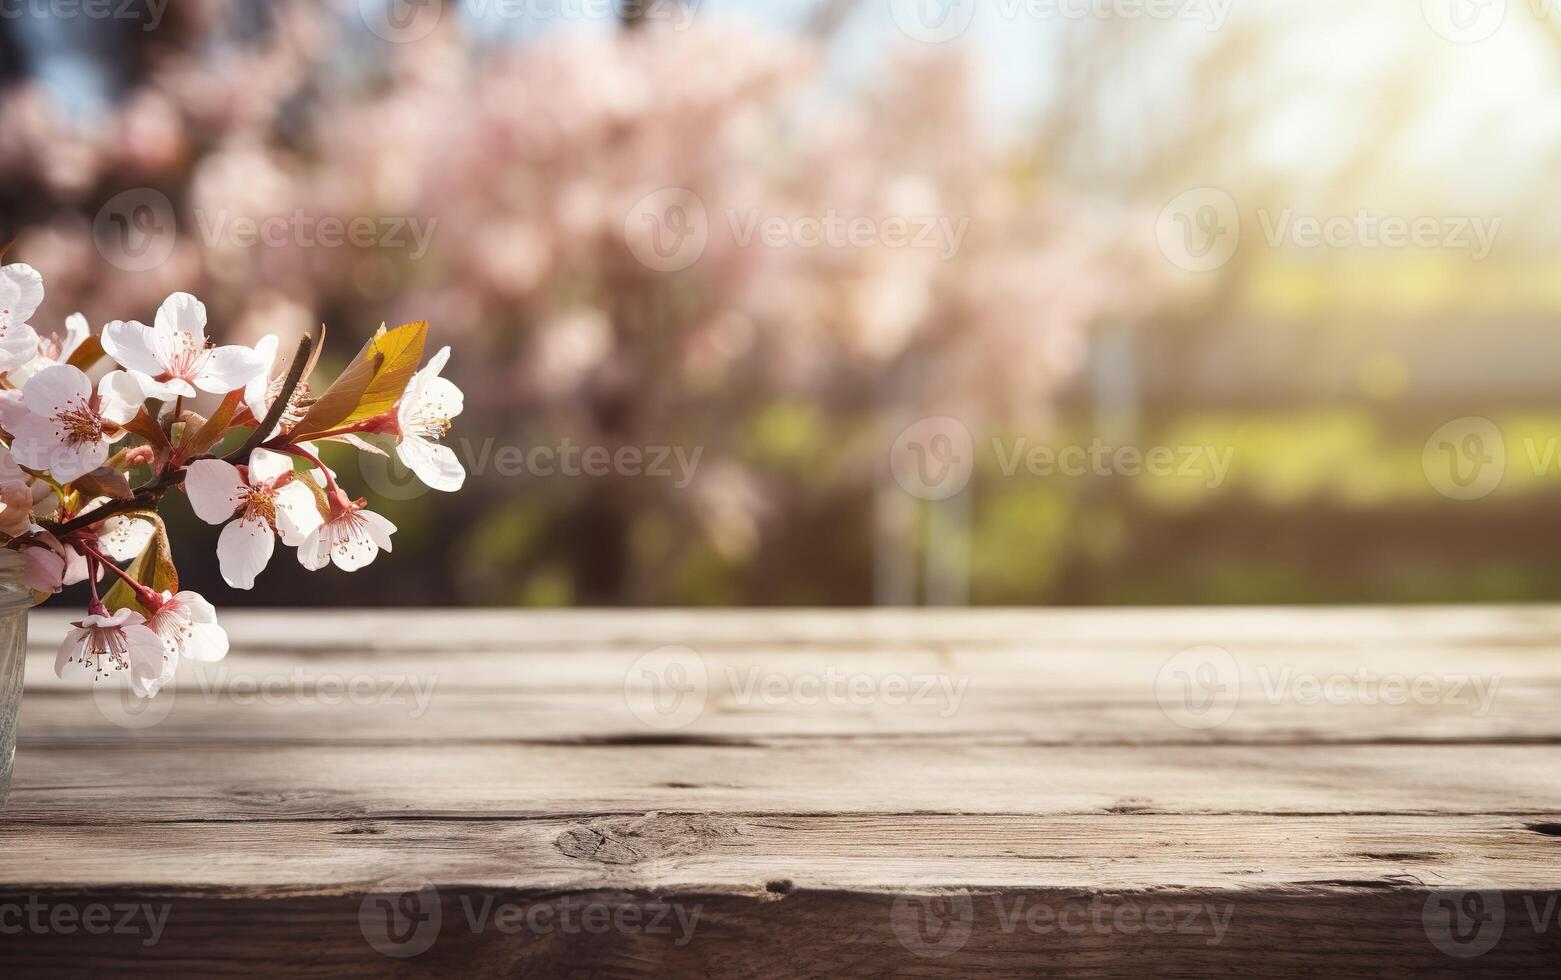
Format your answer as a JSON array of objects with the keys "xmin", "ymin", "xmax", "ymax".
[{"xmin": 0, "ymin": 550, "xmax": 32, "ymax": 807}]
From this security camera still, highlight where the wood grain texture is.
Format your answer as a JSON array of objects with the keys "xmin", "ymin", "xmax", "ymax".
[{"xmin": 4, "ymin": 609, "xmax": 1561, "ymax": 977}]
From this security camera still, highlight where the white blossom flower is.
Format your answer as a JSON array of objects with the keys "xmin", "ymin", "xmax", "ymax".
[
  {"xmin": 394, "ymin": 345, "xmax": 464, "ymax": 491},
  {"xmin": 10, "ymin": 311, "xmax": 90, "ymax": 385},
  {"xmin": 55, "ymin": 608, "xmax": 167, "ymax": 698},
  {"xmin": 101, "ymin": 292, "xmax": 265, "ymax": 400},
  {"xmin": 298, "ymin": 497, "xmax": 395, "ymax": 572},
  {"xmin": 7, "ymin": 364, "xmax": 146, "ymax": 482},
  {"xmin": 185, "ymin": 448, "xmax": 322, "ymax": 589},
  {"xmin": 0, "ymin": 263, "xmax": 44, "ymax": 372},
  {"xmin": 147, "ymin": 590, "xmax": 228, "ymax": 663}
]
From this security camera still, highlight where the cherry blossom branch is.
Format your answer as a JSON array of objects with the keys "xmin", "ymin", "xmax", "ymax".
[{"xmin": 44, "ymin": 334, "xmax": 315, "ymax": 539}]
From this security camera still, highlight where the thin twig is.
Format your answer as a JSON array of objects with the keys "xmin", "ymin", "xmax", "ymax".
[{"xmin": 233, "ymin": 333, "xmax": 314, "ymax": 462}]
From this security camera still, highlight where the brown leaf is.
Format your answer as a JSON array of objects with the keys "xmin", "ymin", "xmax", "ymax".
[
  {"xmin": 73, "ymin": 467, "xmax": 134, "ymax": 502},
  {"xmin": 122, "ymin": 408, "xmax": 172, "ymax": 458},
  {"xmin": 65, "ymin": 335, "xmax": 105, "ymax": 372},
  {"xmin": 185, "ymin": 389, "xmax": 243, "ymax": 458}
]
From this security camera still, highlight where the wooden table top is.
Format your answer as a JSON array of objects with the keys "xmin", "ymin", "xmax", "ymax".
[{"xmin": 2, "ymin": 607, "xmax": 1559, "ymax": 977}]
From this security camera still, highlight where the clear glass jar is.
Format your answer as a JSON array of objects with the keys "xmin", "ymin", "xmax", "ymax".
[{"xmin": 0, "ymin": 550, "xmax": 32, "ymax": 806}]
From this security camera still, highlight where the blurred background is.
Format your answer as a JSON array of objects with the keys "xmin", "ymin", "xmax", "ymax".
[{"xmin": 1, "ymin": 0, "xmax": 1557, "ymax": 608}]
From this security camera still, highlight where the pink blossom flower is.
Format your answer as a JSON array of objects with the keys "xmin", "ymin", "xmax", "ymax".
[
  {"xmin": 101, "ymin": 292, "xmax": 265, "ymax": 400},
  {"xmin": 394, "ymin": 345, "xmax": 464, "ymax": 491},
  {"xmin": 0, "ymin": 263, "xmax": 44, "ymax": 372},
  {"xmin": 7, "ymin": 363, "xmax": 145, "ymax": 482},
  {"xmin": 55, "ymin": 608, "xmax": 168, "ymax": 698},
  {"xmin": 185, "ymin": 448, "xmax": 322, "ymax": 589},
  {"xmin": 0, "ymin": 444, "xmax": 32, "ymax": 537},
  {"xmin": 298, "ymin": 496, "xmax": 395, "ymax": 573},
  {"xmin": 145, "ymin": 590, "xmax": 228, "ymax": 693}
]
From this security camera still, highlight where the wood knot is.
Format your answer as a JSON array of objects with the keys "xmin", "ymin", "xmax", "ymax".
[{"xmin": 554, "ymin": 813, "xmax": 743, "ymax": 865}]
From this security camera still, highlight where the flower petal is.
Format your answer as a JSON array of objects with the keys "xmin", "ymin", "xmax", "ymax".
[
  {"xmin": 21, "ymin": 362, "xmax": 91, "ymax": 417},
  {"xmin": 194, "ymin": 344, "xmax": 265, "ymax": 395},
  {"xmin": 96, "ymin": 370, "xmax": 147, "ymax": 426},
  {"xmin": 184, "ymin": 459, "xmax": 247, "ymax": 525},
  {"xmin": 244, "ymin": 334, "xmax": 279, "ymax": 420},
  {"xmin": 99, "ymin": 514, "xmax": 155, "ymax": 562},
  {"xmin": 1, "ymin": 263, "xmax": 45, "ymax": 323},
  {"xmin": 100, "ymin": 320, "xmax": 165, "ymax": 377},
  {"xmin": 54, "ymin": 628, "xmax": 94, "ymax": 680},
  {"xmin": 397, "ymin": 437, "xmax": 465, "ymax": 492},
  {"xmin": 154, "ymin": 292, "xmax": 207, "ymax": 348},
  {"xmin": 247, "ymin": 447, "xmax": 294, "ymax": 485},
  {"xmin": 217, "ymin": 514, "xmax": 275, "ymax": 589},
  {"xmin": 273, "ymin": 480, "xmax": 323, "ymax": 546},
  {"xmin": 61, "ymin": 312, "xmax": 90, "ymax": 360},
  {"xmin": 24, "ymin": 546, "xmax": 65, "ymax": 594}
]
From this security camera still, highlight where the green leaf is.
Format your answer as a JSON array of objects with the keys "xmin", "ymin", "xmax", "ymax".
[
  {"xmin": 102, "ymin": 512, "xmax": 177, "ymax": 615},
  {"xmin": 291, "ymin": 321, "xmax": 427, "ymax": 438}
]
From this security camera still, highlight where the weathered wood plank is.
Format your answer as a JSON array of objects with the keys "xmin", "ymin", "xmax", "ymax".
[
  {"xmin": 29, "ymin": 606, "xmax": 1561, "ymax": 652},
  {"xmin": 16, "ymin": 625, "xmax": 1553, "ymax": 745},
  {"xmin": 3, "ymin": 816, "xmax": 1557, "ymax": 890},
  {"xmin": 1, "ymin": 886, "xmax": 1557, "ymax": 978},
  {"xmin": 4, "ymin": 743, "xmax": 1560, "ymax": 824}
]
